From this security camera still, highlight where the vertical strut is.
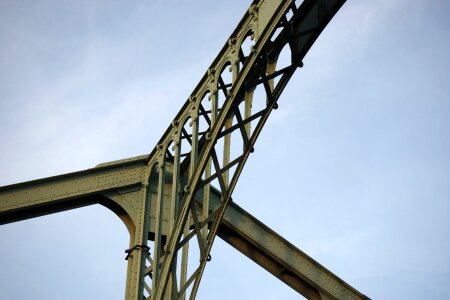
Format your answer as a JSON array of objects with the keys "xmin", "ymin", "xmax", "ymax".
[{"xmin": 124, "ymin": 167, "xmax": 152, "ymax": 300}]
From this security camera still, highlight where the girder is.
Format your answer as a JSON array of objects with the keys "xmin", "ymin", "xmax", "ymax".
[
  {"xmin": 0, "ymin": 155, "xmax": 146, "ymax": 227},
  {"xmin": 0, "ymin": 0, "xmax": 370, "ymax": 299},
  {"xmin": 217, "ymin": 200, "xmax": 368, "ymax": 300},
  {"xmin": 144, "ymin": 0, "xmax": 348, "ymax": 298},
  {"xmin": 0, "ymin": 156, "xmax": 368, "ymax": 299}
]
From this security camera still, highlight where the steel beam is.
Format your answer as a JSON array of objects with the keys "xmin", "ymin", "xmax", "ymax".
[
  {"xmin": 0, "ymin": 155, "xmax": 368, "ymax": 299},
  {"xmin": 148, "ymin": 1, "xmax": 348, "ymax": 298},
  {"xmin": 217, "ymin": 199, "xmax": 370, "ymax": 300},
  {"xmin": 0, "ymin": 0, "xmax": 368, "ymax": 299},
  {"xmin": 0, "ymin": 155, "xmax": 146, "ymax": 227}
]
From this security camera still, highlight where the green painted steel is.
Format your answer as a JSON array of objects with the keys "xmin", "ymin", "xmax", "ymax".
[
  {"xmin": 0, "ymin": 158, "xmax": 368, "ymax": 299},
  {"xmin": 0, "ymin": 0, "xmax": 370, "ymax": 299}
]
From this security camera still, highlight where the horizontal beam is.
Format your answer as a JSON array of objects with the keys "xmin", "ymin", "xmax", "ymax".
[{"xmin": 0, "ymin": 156, "xmax": 146, "ymax": 225}]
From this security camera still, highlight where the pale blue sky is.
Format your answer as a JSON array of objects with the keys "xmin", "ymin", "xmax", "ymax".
[{"xmin": 0, "ymin": 1, "xmax": 449, "ymax": 299}]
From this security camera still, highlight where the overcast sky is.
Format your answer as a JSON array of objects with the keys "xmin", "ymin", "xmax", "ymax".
[{"xmin": 0, "ymin": 0, "xmax": 449, "ymax": 299}]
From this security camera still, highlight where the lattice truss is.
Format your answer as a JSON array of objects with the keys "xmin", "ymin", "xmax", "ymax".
[{"xmin": 126, "ymin": 1, "xmax": 346, "ymax": 299}]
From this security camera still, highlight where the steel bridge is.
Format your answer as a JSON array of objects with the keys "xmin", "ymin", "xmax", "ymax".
[{"xmin": 0, "ymin": 0, "xmax": 370, "ymax": 299}]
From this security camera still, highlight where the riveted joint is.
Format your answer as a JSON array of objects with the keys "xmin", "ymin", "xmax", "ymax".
[
  {"xmin": 248, "ymin": 4, "xmax": 258, "ymax": 17},
  {"xmin": 208, "ymin": 68, "xmax": 215, "ymax": 77}
]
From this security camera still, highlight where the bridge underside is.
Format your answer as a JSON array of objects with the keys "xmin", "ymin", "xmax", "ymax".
[{"xmin": 0, "ymin": 155, "xmax": 367, "ymax": 299}]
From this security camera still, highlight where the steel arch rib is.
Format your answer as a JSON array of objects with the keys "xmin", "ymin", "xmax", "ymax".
[{"xmin": 148, "ymin": 0, "xmax": 348, "ymax": 299}]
